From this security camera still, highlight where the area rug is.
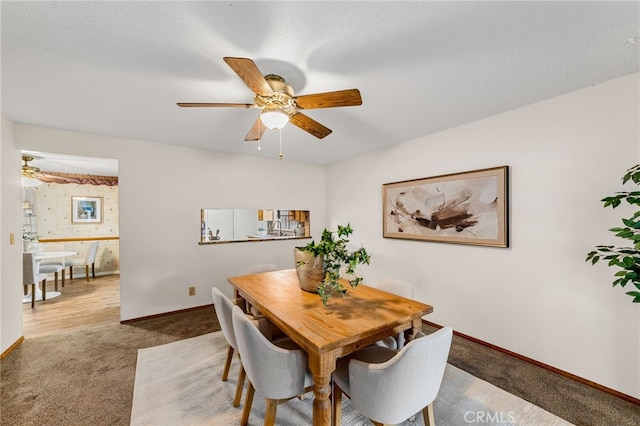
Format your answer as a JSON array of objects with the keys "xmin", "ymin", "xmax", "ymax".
[{"xmin": 130, "ymin": 332, "xmax": 573, "ymax": 425}]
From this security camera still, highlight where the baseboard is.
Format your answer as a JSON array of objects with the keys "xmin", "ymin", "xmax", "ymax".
[
  {"xmin": 1, "ymin": 336, "xmax": 25, "ymax": 360},
  {"xmin": 120, "ymin": 304, "xmax": 213, "ymax": 324},
  {"xmin": 68, "ymin": 271, "xmax": 119, "ymax": 279},
  {"xmin": 423, "ymin": 320, "xmax": 640, "ymax": 406}
]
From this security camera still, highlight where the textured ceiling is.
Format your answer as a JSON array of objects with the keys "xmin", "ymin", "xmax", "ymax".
[{"xmin": 2, "ymin": 1, "xmax": 639, "ymax": 172}]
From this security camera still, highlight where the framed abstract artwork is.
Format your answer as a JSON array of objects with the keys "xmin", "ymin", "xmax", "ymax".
[
  {"xmin": 71, "ymin": 196, "xmax": 103, "ymax": 224},
  {"xmin": 383, "ymin": 166, "xmax": 508, "ymax": 247}
]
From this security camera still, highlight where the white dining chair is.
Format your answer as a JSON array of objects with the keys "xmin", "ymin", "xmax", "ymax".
[
  {"xmin": 231, "ymin": 304, "xmax": 314, "ymax": 426},
  {"xmin": 39, "ymin": 243, "xmax": 68, "ymax": 288},
  {"xmin": 332, "ymin": 327, "xmax": 453, "ymax": 426},
  {"xmin": 66, "ymin": 241, "xmax": 99, "ymax": 282},
  {"xmin": 38, "ymin": 263, "xmax": 64, "ymax": 291}
]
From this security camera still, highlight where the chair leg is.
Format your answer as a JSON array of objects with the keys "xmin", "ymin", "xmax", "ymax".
[
  {"xmin": 332, "ymin": 381, "xmax": 343, "ymax": 426},
  {"xmin": 264, "ymin": 398, "xmax": 278, "ymax": 426},
  {"xmin": 233, "ymin": 363, "xmax": 246, "ymax": 408},
  {"xmin": 31, "ymin": 284, "xmax": 35, "ymax": 308},
  {"xmin": 54, "ymin": 272, "xmax": 59, "ymax": 291},
  {"xmin": 423, "ymin": 403, "xmax": 435, "ymax": 426},
  {"xmin": 42, "ymin": 279, "xmax": 47, "ymax": 300},
  {"xmin": 92, "ymin": 262, "xmax": 96, "ymax": 279},
  {"xmin": 69, "ymin": 266, "xmax": 73, "ymax": 280},
  {"xmin": 61, "ymin": 269, "xmax": 65, "ymax": 287},
  {"xmin": 222, "ymin": 345, "xmax": 234, "ymax": 382},
  {"xmin": 85, "ymin": 265, "xmax": 90, "ymax": 282},
  {"xmin": 241, "ymin": 381, "xmax": 255, "ymax": 426},
  {"xmin": 222, "ymin": 346, "xmax": 234, "ymax": 381}
]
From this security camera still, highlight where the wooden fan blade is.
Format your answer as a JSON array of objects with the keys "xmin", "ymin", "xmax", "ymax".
[
  {"xmin": 294, "ymin": 89, "xmax": 362, "ymax": 110},
  {"xmin": 177, "ymin": 103, "xmax": 255, "ymax": 108},
  {"xmin": 245, "ymin": 117, "xmax": 267, "ymax": 141},
  {"xmin": 223, "ymin": 57, "xmax": 274, "ymax": 97},
  {"xmin": 34, "ymin": 173, "xmax": 77, "ymax": 184},
  {"xmin": 289, "ymin": 112, "xmax": 332, "ymax": 139}
]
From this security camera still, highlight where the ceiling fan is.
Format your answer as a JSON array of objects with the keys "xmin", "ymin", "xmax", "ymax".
[
  {"xmin": 177, "ymin": 57, "xmax": 362, "ymax": 141},
  {"xmin": 21, "ymin": 155, "xmax": 75, "ymax": 186}
]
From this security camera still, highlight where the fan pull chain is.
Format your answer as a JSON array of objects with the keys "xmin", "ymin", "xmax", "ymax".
[{"xmin": 278, "ymin": 129, "xmax": 283, "ymax": 160}]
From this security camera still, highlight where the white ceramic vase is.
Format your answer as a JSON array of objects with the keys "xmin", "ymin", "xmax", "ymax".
[{"xmin": 294, "ymin": 247, "xmax": 325, "ymax": 293}]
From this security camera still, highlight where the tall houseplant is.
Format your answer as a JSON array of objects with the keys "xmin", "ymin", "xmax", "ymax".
[
  {"xmin": 295, "ymin": 223, "xmax": 371, "ymax": 305},
  {"xmin": 586, "ymin": 164, "xmax": 640, "ymax": 303}
]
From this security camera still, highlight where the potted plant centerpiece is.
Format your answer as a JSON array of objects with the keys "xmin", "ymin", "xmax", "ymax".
[
  {"xmin": 295, "ymin": 223, "xmax": 371, "ymax": 305},
  {"xmin": 22, "ymin": 229, "xmax": 41, "ymax": 252}
]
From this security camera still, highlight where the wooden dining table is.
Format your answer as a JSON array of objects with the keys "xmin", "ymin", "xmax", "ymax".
[{"xmin": 228, "ymin": 269, "xmax": 433, "ymax": 426}]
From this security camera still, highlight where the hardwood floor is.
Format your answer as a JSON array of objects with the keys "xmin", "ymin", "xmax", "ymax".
[{"xmin": 22, "ymin": 274, "xmax": 120, "ymax": 338}]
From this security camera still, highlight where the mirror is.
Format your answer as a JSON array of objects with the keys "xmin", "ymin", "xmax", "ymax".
[{"xmin": 200, "ymin": 209, "xmax": 310, "ymax": 244}]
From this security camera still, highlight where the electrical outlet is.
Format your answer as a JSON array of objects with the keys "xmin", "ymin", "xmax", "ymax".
[{"xmin": 188, "ymin": 286, "xmax": 196, "ymax": 296}]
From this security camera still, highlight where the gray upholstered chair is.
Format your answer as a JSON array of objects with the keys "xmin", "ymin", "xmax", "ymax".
[
  {"xmin": 247, "ymin": 263, "xmax": 278, "ymax": 274},
  {"xmin": 332, "ymin": 327, "xmax": 453, "ymax": 426},
  {"xmin": 211, "ymin": 287, "xmax": 251, "ymax": 408},
  {"xmin": 374, "ymin": 277, "xmax": 414, "ymax": 350},
  {"xmin": 244, "ymin": 264, "xmax": 282, "ymax": 339},
  {"xmin": 67, "ymin": 241, "xmax": 99, "ymax": 282},
  {"xmin": 231, "ymin": 304, "xmax": 314, "ymax": 426},
  {"xmin": 212, "ymin": 287, "xmax": 276, "ymax": 408},
  {"xmin": 23, "ymin": 252, "xmax": 47, "ymax": 308},
  {"xmin": 233, "ymin": 264, "xmax": 278, "ymax": 303}
]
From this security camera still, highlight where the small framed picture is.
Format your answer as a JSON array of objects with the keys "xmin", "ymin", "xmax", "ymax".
[{"xmin": 71, "ymin": 196, "xmax": 103, "ymax": 224}]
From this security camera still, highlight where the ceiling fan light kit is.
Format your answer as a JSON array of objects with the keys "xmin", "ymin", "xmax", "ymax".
[
  {"xmin": 260, "ymin": 107, "xmax": 289, "ymax": 130},
  {"xmin": 177, "ymin": 57, "xmax": 363, "ymax": 157}
]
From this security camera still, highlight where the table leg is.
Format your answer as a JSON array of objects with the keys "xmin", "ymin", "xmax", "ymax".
[
  {"xmin": 309, "ymin": 352, "xmax": 336, "ymax": 426},
  {"xmin": 404, "ymin": 318, "xmax": 423, "ymax": 343},
  {"xmin": 36, "ymin": 280, "xmax": 45, "ymax": 301},
  {"xmin": 22, "ymin": 279, "xmax": 62, "ymax": 304}
]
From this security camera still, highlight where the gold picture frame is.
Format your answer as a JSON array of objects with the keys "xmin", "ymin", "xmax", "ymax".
[
  {"xmin": 383, "ymin": 166, "xmax": 508, "ymax": 247},
  {"xmin": 71, "ymin": 196, "xmax": 103, "ymax": 224}
]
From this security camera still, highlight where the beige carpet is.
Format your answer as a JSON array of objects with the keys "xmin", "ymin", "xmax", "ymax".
[{"xmin": 130, "ymin": 332, "xmax": 573, "ymax": 425}]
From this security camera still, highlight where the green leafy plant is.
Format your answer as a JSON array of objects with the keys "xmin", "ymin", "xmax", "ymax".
[
  {"xmin": 298, "ymin": 223, "xmax": 371, "ymax": 305},
  {"xmin": 586, "ymin": 164, "xmax": 640, "ymax": 302},
  {"xmin": 22, "ymin": 229, "xmax": 40, "ymax": 242}
]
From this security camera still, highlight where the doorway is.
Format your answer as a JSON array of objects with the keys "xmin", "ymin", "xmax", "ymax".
[{"xmin": 21, "ymin": 150, "xmax": 120, "ymax": 337}]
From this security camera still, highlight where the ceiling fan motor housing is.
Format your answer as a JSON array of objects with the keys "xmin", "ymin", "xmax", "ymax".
[
  {"xmin": 255, "ymin": 74, "xmax": 295, "ymax": 112},
  {"xmin": 22, "ymin": 155, "xmax": 40, "ymax": 177}
]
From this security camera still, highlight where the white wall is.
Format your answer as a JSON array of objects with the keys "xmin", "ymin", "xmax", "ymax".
[
  {"xmin": 34, "ymin": 182, "xmax": 120, "ymax": 276},
  {"xmin": 1, "ymin": 116, "xmax": 24, "ymax": 354},
  {"xmin": 2, "ymin": 74, "xmax": 638, "ymax": 398},
  {"xmin": 9, "ymin": 125, "xmax": 325, "ymax": 322},
  {"xmin": 326, "ymin": 73, "xmax": 640, "ymax": 398}
]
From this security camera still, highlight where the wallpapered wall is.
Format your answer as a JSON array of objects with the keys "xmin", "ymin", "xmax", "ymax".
[{"xmin": 33, "ymin": 182, "xmax": 119, "ymax": 276}]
